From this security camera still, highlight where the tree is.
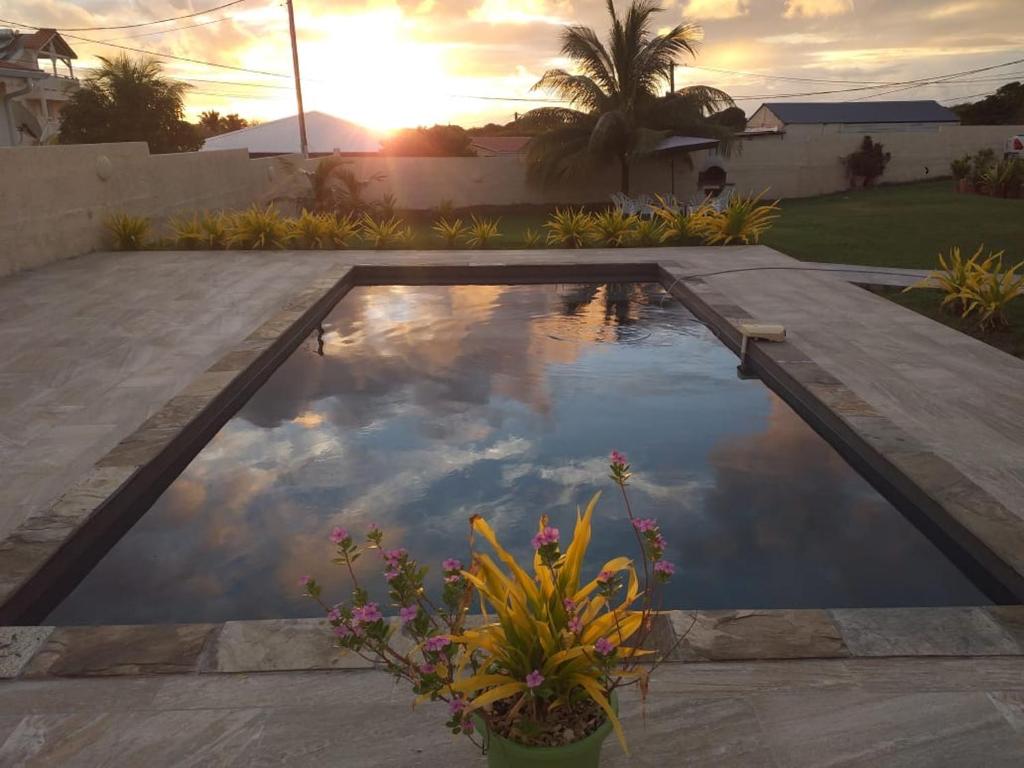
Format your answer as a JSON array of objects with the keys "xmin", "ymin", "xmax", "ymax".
[
  {"xmin": 524, "ymin": 0, "xmax": 734, "ymax": 193},
  {"xmin": 221, "ymin": 113, "xmax": 249, "ymax": 133},
  {"xmin": 953, "ymin": 82, "xmax": 1024, "ymax": 125},
  {"xmin": 199, "ymin": 110, "xmax": 223, "ymax": 135},
  {"xmin": 380, "ymin": 124, "xmax": 475, "ymax": 156},
  {"xmin": 59, "ymin": 54, "xmax": 201, "ymax": 153}
]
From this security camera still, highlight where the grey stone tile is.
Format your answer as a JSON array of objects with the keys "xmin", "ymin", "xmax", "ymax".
[
  {"xmin": 213, "ymin": 618, "xmax": 372, "ymax": 672},
  {"xmin": 987, "ymin": 606, "xmax": 1024, "ymax": 651},
  {"xmin": 989, "ymin": 692, "xmax": 1024, "ymax": 734},
  {"xmin": 95, "ymin": 426, "xmax": 181, "ymax": 468},
  {"xmin": 137, "ymin": 394, "xmax": 210, "ymax": 431},
  {"xmin": 22, "ymin": 624, "xmax": 217, "ymax": 677},
  {"xmin": 0, "ymin": 627, "xmax": 53, "ymax": 679},
  {"xmin": 668, "ymin": 609, "xmax": 849, "ymax": 661},
  {"xmin": 0, "ymin": 709, "xmax": 267, "ymax": 768},
  {"xmin": 0, "ymin": 676, "xmax": 163, "ymax": 715},
  {"xmin": 754, "ymin": 690, "xmax": 1024, "ymax": 767},
  {"xmin": 849, "ymin": 657, "xmax": 1024, "ymax": 692},
  {"xmin": 832, "ymin": 607, "xmax": 1021, "ymax": 657}
]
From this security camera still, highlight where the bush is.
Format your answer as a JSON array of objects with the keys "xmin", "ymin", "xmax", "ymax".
[
  {"xmin": 588, "ymin": 210, "xmax": 635, "ymax": 247},
  {"xmin": 433, "ymin": 217, "xmax": 468, "ymax": 248},
  {"xmin": 630, "ymin": 217, "xmax": 665, "ymax": 247},
  {"xmin": 226, "ymin": 205, "xmax": 290, "ymax": 250},
  {"xmin": 104, "ymin": 212, "xmax": 150, "ymax": 250},
  {"xmin": 651, "ymin": 197, "xmax": 707, "ymax": 244},
  {"xmin": 694, "ymin": 190, "xmax": 780, "ymax": 246},
  {"xmin": 465, "ymin": 215, "xmax": 502, "ymax": 248},
  {"xmin": 544, "ymin": 208, "xmax": 594, "ymax": 248},
  {"xmin": 361, "ymin": 214, "xmax": 412, "ymax": 249},
  {"xmin": 842, "ymin": 136, "xmax": 890, "ymax": 187},
  {"xmin": 289, "ymin": 210, "xmax": 335, "ymax": 249}
]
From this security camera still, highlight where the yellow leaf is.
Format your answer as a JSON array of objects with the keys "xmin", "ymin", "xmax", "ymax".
[
  {"xmin": 464, "ymin": 682, "xmax": 528, "ymax": 714},
  {"xmin": 570, "ymin": 674, "xmax": 627, "ymax": 753},
  {"xmin": 450, "ymin": 673, "xmax": 518, "ymax": 694}
]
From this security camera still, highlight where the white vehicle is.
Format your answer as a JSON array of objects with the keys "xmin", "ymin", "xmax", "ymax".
[{"xmin": 1006, "ymin": 135, "xmax": 1024, "ymax": 158}]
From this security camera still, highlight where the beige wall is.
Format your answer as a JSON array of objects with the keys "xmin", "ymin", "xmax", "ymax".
[
  {"xmin": 0, "ymin": 142, "xmax": 277, "ymax": 276},
  {"xmin": 2, "ymin": 124, "xmax": 1021, "ymax": 278}
]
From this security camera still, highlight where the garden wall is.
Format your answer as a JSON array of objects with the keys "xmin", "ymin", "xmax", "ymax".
[{"xmin": 0, "ymin": 142, "xmax": 278, "ymax": 276}]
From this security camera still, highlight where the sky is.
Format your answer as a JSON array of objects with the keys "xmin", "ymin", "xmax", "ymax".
[{"xmin": 6, "ymin": 0, "xmax": 1024, "ymax": 131}]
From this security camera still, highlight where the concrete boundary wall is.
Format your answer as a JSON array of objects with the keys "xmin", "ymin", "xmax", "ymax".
[
  {"xmin": 1, "ymin": 124, "xmax": 1021, "ymax": 277},
  {"xmin": 0, "ymin": 142, "xmax": 279, "ymax": 276}
]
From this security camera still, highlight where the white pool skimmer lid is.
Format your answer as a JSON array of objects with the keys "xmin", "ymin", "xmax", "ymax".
[{"xmin": 737, "ymin": 323, "xmax": 786, "ymax": 375}]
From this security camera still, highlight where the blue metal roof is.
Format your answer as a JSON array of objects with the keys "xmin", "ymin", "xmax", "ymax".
[{"xmin": 761, "ymin": 100, "xmax": 959, "ymax": 125}]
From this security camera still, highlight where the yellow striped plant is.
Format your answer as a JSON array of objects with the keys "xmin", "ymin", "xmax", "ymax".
[{"xmin": 302, "ymin": 452, "xmax": 675, "ymax": 757}]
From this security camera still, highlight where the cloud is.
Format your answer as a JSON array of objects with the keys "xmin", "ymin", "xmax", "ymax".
[
  {"xmin": 758, "ymin": 32, "xmax": 835, "ymax": 45},
  {"xmin": 927, "ymin": 1, "xmax": 983, "ymax": 19},
  {"xmin": 683, "ymin": 0, "xmax": 750, "ymax": 20},
  {"xmin": 783, "ymin": 0, "xmax": 854, "ymax": 18}
]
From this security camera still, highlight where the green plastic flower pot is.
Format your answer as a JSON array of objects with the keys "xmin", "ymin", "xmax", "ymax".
[{"xmin": 474, "ymin": 694, "xmax": 618, "ymax": 768}]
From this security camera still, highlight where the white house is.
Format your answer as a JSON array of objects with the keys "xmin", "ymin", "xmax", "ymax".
[
  {"xmin": 201, "ymin": 111, "xmax": 380, "ymax": 157},
  {"xmin": 0, "ymin": 28, "xmax": 79, "ymax": 146},
  {"xmin": 745, "ymin": 101, "xmax": 960, "ymax": 134}
]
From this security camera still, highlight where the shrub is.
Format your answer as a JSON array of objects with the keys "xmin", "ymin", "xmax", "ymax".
[
  {"xmin": 289, "ymin": 210, "xmax": 335, "ymax": 249},
  {"xmin": 958, "ymin": 251, "xmax": 1024, "ymax": 330},
  {"xmin": 523, "ymin": 227, "xmax": 544, "ymax": 248},
  {"xmin": 374, "ymin": 192, "xmax": 399, "ymax": 218},
  {"xmin": 968, "ymin": 148, "xmax": 996, "ymax": 189},
  {"xmin": 842, "ymin": 136, "xmax": 890, "ymax": 187},
  {"xmin": 104, "ymin": 212, "xmax": 150, "ymax": 250},
  {"xmin": 544, "ymin": 208, "xmax": 594, "ymax": 248},
  {"xmin": 199, "ymin": 212, "xmax": 229, "ymax": 250},
  {"xmin": 465, "ymin": 215, "xmax": 502, "ymax": 248},
  {"xmin": 168, "ymin": 213, "xmax": 206, "ymax": 250},
  {"xmin": 906, "ymin": 244, "xmax": 989, "ymax": 314},
  {"xmin": 651, "ymin": 197, "xmax": 707, "ymax": 244},
  {"xmin": 630, "ymin": 217, "xmax": 666, "ymax": 247},
  {"xmin": 433, "ymin": 217, "xmax": 469, "ymax": 248},
  {"xmin": 588, "ymin": 209, "xmax": 636, "ymax": 247},
  {"xmin": 979, "ymin": 157, "xmax": 1023, "ymax": 198},
  {"xmin": 325, "ymin": 213, "xmax": 361, "ymax": 249},
  {"xmin": 226, "ymin": 204, "xmax": 290, "ymax": 250},
  {"xmin": 694, "ymin": 190, "xmax": 780, "ymax": 246},
  {"xmin": 950, "ymin": 155, "xmax": 972, "ymax": 182},
  {"xmin": 361, "ymin": 214, "xmax": 412, "ymax": 249}
]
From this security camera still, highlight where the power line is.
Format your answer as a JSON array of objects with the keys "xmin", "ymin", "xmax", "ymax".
[
  {"xmin": 682, "ymin": 64, "xmax": 888, "ymax": 86},
  {"xmin": 78, "ymin": 16, "xmax": 239, "ymax": 44},
  {"xmin": 8, "ymin": 0, "xmax": 253, "ymax": 32}
]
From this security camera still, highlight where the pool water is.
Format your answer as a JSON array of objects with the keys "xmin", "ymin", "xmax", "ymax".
[{"xmin": 49, "ymin": 283, "xmax": 988, "ymax": 625}]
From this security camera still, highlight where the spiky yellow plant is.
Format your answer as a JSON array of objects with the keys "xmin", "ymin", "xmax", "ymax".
[
  {"xmin": 465, "ymin": 215, "xmax": 502, "ymax": 248},
  {"xmin": 960, "ymin": 255, "xmax": 1024, "ymax": 330},
  {"xmin": 588, "ymin": 210, "xmax": 636, "ymax": 247},
  {"xmin": 695, "ymin": 190, "xmax": 780, "ymax": 245},
  {"xmin": 544, "ymin": 208, "xmax": 594, "ymax": 248},
  {"xmin": 361, "ymin": 214, "xmax": 413, "ymax": 249},
  {"xmin": 629, "ymin": 217, "xmax": 665, "ymax": 247},
  {"xmin": 226, "ymin": 204, "xmax": 290, "ymax": 250},
  {"xmin": 651, "ymin": 196, "xmax": 708, "ymax": 244},
  {"xmin": 905, "ymin": 244, "xmax": 990, "ymax": 313},
  {"xmin": 326, "ymin": 213, "xmax": 361, "ymax": 249},
  {"xmin": 433, "ymin": 217, "xmax": 469, "ymax": 248},
  {"xmin": 104, "ymin": 212, "xmax": 150, "ymax": 250},
  {"xmin": 289, "ymin": 210, "xmax": 335, "ymax": 249}
]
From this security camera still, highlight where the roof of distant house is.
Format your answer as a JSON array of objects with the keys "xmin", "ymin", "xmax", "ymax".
[
  {"xmin": 201, "ymin": 111, "xmax": 380, "ymax": 156},
  {"xmin": 469, "ymin": 136, "xmax": 531, "ymax": 155},
  {"xmin": 17, "ymin": 29, "xmax": 77, "ymax": 58},
  {"xmin": 757, "ymin": 100, "xmax": 959, "ymax": 125}
]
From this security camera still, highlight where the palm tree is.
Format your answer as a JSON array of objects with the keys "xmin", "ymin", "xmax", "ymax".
[
  {"xmin": 525, "ymin": 0, "xmax": 734, "ymax": 193},
  {"xmin": 199, "ymin": 110, "xmax": 224, "ymax": 134}
]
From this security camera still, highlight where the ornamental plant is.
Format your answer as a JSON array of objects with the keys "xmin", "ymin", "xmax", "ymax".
[{"xmin": 302, "ymin": 453, "xmax": 678, "ymax": 756}]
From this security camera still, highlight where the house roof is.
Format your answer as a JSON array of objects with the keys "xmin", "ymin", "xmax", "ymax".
[
  {"xmin": 201, "ymin": 111, "xmax": 380, "ymax": 155},
  {"xmin": 8, "ymin": 29, "xmax": 77, "ymax": 59},
  {"xmin": 759, "ymin": 100, "xmax": 959, "ymax": 125},
  {"xmin": 469, "ymin": 136, "xmax": 531, "ymax": 155},
  {"xmin": 652, "ymin": 135, "xmax": 720, "ymax": 153}
]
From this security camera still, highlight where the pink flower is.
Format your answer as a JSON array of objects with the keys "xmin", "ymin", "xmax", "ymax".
[
  {"xmin": 399, "ymin": 605, "xmax": 418, "ymax": 624},
  {"xmin": 449, "ymin": 697, "xmax": 467, "ymax": 715},
  {"xmin": 423, "ymin": 635, "xmax": 451, "ymax": 653},
  {"xmin": 442, "ymin": 558, "xmax": 462, "ymax": 572},
  {"xmin": 444, "ymin": 574, "xmax": 461, "ymax": 584},
  {"xmin": 329, "ymin": 526, "xmax": 348, "ymax": 544},
  {"xmin": 525, "ymin": 670, "xmax": 544, "ymax": 689},
  {"xmin": 298, "ymin": 575, "xmax": 311, "ymax": 586},
  {"xmin": 632, "ymin": 518, "xmax": 658, "ymax": 533},
  {"xmin": 654, "ymin": 560, "xmax": 676, "ymax": 577},
  {"xmin": 383, "ymin": 548, "xmax": 407, "ymax": 565},
  {"xmin": 384, "ymin": 567, "xmax": 400, "ymax": 582},
  {"xmin": 563, "ymin": 598, "xmax": 576, "ymax": 614},
  {"xmin": 327, "ymin": 607, "xmax": 340, "ymax": 622},
  {"xmin": 610, "ymin": 450, "xmax": 627, "ymax": 465},
  {"xmin": 531, "ymin": 526, "xmax": 560, "ymax": 550},
  {"xmin": 352, "ymin": 603, "xmax": 382, "ymax": 624},
  {"xmin": 568, "ymin": 616, "xmax": 583, "ymax": 634},
  {"xmin": 462, "ymin": 718, "xmax": 475, "ymax": 734},
  {"xmin": 595, "ymin": 637, "xmax": 614, "ymax": 656},
  {"xmin": 419, "ymin": 663, "xmax": 436, "ymax": 675},
  {"xmin": 333, "ymin": 624, "xmax": 352, "ymax": 638},
  {"xmin": 596, "ymin": 570, "xmax": 614, "ymax": 584}
]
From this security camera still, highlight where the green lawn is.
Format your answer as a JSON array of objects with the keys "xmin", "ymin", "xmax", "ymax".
[
  {"xmin": 871, "ymin": 286, "xmax": 1024, "ymax": 359},
  {"xmin": 763, "ymin": 180, "xmax": 1024, "ymax": 269}
]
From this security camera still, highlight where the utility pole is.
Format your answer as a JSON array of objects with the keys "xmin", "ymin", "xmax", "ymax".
[
  {"xmin": 669, "ymin": 64, "xmax": 675, "ymax": 95},
  {"xmin": 285, "ymin": 0, "xmax": 309, "ymax": 158}
]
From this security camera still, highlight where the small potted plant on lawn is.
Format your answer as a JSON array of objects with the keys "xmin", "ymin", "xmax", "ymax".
[{"xmin": 301, "ymin": 452, "xmax": 676, "ymax": 767}]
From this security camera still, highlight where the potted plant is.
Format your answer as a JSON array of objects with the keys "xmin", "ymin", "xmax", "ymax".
[
  {"xmin": 301, "ymin": 452, "xmax": 677, "ymax": 767},
  {"xmin": 950, "ymin": 155, "xmax": 972, "ymax": 193}
]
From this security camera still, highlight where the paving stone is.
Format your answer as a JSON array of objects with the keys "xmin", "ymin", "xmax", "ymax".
[
  {"xmin": 0, "ymin": 627, "xmax": 53, "ymax": 679},
  {"xmin": 986, "ymin": 606, "xmax": 1024, "ymax": 651},
  {"xmin": 667, "ymin": 609, "xmax": 849, "ymax": 661},
  {"xmin": 989, "ymin": 692, "xmax": 1024, "ymax": 734},
  {"xmin": 213, "ymin": 619, "xmax": 372, "ymax": 672},
  {"xmin": 832, "ymin": 607, "xmax": 1021, "ymax": 657},
  {"xmin": 22, "ymin": 624, "xmax": 218, "ymax": 677}
]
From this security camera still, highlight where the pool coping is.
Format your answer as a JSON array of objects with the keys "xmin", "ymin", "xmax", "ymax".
[
  {"xmin": 3, "ymin": 606, "xmax": 1023, "ymax": 679},
  {"xmin": 1, "ymin": 256, "xmax": 1022, "ymax": 659}
]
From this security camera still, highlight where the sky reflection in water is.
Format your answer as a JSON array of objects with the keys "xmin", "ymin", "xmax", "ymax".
[{"xmin": 50, "ymin": 283, "xmax": 988, "ymax": 625}]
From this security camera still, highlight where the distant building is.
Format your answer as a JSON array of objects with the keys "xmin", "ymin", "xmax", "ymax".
[
  {"xmin": 468, "ymin": 136, "xmax": 531, "ymax": 156},
  {"xmin": 746, "ymin": 100, "xmax": 960, "ymax": 133},
  {"xmin": 0, "ymin": 28, "xmax": 79, "ymax": 146},
  {"xmin": 201, "ymin": 111, "xmax": 380, "ymax": 157}
]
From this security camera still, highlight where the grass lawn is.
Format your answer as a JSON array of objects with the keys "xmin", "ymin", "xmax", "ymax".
[
  {"xmin": 763, "ymin": 180, "xmax": 1024, "ymax": 269},
  {"xmin": 871, "ymin": 285, "xmax": 1024, "ymax": 359}
]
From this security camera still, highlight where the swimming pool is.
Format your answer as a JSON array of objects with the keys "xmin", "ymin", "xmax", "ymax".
[{"xmin": 48, "ymin": 282, "xmax": 989, "ymax": 624}]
